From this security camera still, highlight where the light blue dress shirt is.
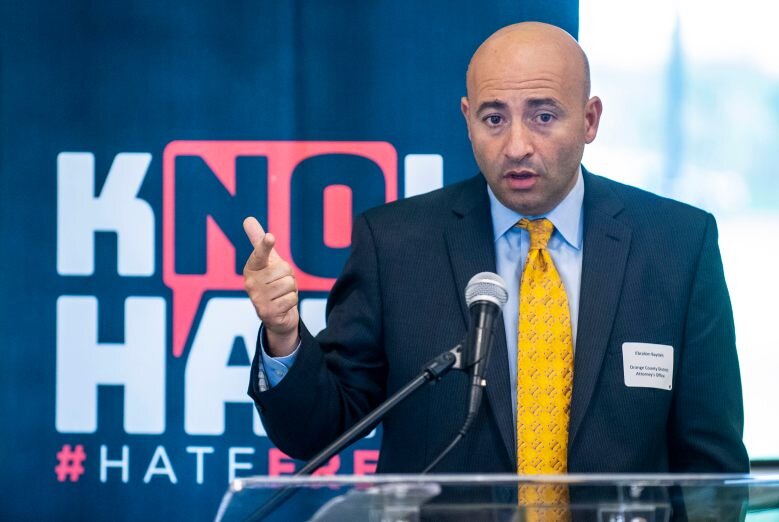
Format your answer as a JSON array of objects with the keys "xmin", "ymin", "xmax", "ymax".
[
  {"xmin": 260, "ymin": 342, "xmax": 297, "ymax": 387},
  {"xmin": 259, "ymin": 168, "xmax": 585, "ymax": 397}
]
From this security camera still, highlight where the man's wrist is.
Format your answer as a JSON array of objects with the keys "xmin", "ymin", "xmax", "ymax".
[{"xmin": 265, "ymin": 327, "xmax": 300, "ymax": 357}]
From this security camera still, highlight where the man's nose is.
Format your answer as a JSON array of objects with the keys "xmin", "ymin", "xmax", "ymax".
[{"xmin": 504, "ymin": 121, "xmax": 533, "ymax": 161}]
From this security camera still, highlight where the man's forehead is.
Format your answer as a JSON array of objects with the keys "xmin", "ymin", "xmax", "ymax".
[
  {"xmin": 470, "ymin": 68, "xmax": 576, "ymax": 104},
  {"xmin": 470, "ymin": 45, "xmax": 576, "ymax": 81}
]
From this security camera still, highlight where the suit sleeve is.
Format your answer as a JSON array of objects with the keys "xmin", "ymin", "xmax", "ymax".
[
  {"xmin": 247, "ymin": 214, "xmax": 388, "ymax": 461},
  {"xmin": 668, "ymin": 213, "xmax": 750, "ymax": 472}
]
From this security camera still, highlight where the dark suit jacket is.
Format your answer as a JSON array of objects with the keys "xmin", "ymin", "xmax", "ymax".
[{"xmin": 248, "ymin": 170, "xmax": 749, "ymax": 474}]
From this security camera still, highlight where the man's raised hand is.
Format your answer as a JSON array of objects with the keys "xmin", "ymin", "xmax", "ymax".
[{"xmin": 242, "ymin": 217, "xmax": 300, "ymax": 356}]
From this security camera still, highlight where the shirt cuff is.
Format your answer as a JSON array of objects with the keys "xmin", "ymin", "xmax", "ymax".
[{"xmin": 258, "ymin": 324, "xmax": 300, "ymax": 388}]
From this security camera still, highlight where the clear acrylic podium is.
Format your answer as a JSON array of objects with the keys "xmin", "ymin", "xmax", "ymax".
[{"xmin": 216, "ymin": 473, "xmax": 779, "ymax": 521}]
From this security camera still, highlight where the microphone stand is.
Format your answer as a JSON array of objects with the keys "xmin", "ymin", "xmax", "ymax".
[
  {"xmin": 246, "ymin": 341, "xmax": 467, "ymax": 522},
  {"xmin": 421, "ymin": 300, "xmax": 498, "ymax": 474}
]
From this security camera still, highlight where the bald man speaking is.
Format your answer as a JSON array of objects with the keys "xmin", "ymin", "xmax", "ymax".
[{"xmin": 244, "ymin": 22, "xmax": 749, "ymax": 475}]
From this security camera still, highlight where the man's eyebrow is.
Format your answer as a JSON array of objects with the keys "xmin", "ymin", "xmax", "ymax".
[
  {"xmin": 526, "ymin": 97, "xmax": 563, "ymax": 109},
  {"xmin": 475, "ymin": 98, "xmax": 565, "ymax": 115},
  {"xmin": 476, "ymin": 100, "xmax": 508, "ymax": 115}
]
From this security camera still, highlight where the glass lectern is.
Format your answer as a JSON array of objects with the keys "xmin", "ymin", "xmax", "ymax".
[{"xmin": 216, "ymin": 473, "xmax": 779, "ymax": 521}]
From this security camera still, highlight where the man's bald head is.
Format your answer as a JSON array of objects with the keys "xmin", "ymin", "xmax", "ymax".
[{"xmin": 466, "ymin": 22, "xmax": 591, "ymax": 103}]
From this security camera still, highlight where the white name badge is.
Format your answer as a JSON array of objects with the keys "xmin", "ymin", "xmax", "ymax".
[{"xmin": 622, "ymin": 342, "xmax": 674, "ymax": 391}]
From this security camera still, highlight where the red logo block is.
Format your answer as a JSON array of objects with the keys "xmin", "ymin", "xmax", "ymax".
[{"xmin": 163, "ymin": 141, "xmax": 397, "ymax": 357}]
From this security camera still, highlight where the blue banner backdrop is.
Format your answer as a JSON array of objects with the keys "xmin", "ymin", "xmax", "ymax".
[{"xmin": 0, "ymin": 1, "xmax": 578, "ymax": 520}]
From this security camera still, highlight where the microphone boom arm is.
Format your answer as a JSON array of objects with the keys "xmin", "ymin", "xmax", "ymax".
[{"xmin": 246, "ymin": 341, "xmax": 466, "ymax": 521}]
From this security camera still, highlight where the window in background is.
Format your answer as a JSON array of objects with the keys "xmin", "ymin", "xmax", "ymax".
[{"xmin": 581, "ymin": 0, "xmax": 779, "ymax": 461}]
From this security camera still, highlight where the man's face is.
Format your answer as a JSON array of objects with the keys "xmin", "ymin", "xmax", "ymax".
[{"xmin": 462, "ymin": 36, "xmax": 601, "ymax": 216}]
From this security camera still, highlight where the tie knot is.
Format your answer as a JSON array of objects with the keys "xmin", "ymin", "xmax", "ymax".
[{"xmin": 516, "ymin": 218, "xmax": 554, "ymax": 250}]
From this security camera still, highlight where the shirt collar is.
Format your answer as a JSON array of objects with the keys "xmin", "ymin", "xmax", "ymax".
[{"xmin": 487, "ymin": 165, "xmax": 584, "ymax": 250}]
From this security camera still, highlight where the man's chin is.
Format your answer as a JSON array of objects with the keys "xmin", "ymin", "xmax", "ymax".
[{"xmin": 502, "ymin": 194, "xmax": 548, "ymax": 217}]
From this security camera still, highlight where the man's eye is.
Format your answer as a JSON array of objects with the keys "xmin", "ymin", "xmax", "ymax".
[
  {"xmin": 485, "ymin": 115, "xmax": 503, "ymax": 126},
  {"xmin": 536, "ymin": 113, "xmax": 554, "ymax": 123}
]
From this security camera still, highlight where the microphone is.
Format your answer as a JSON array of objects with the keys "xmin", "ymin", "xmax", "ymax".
[{"xmin": 463, "ymin": 272, "xmax": 509, "ymax": 425}]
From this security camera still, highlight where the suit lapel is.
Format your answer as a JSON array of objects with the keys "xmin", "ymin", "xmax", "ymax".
[
  {"xmin": 444, "ymin": 176, "xmax": 516, "ymax": 466},
  {"xmin": 569, "ymin": 172, "xmax": 632, "ymax": 448}
]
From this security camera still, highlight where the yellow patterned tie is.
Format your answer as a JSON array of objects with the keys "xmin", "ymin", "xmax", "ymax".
[{"xmin": 516, "ymin": 218, "xmax": 573, "ymax": 520}]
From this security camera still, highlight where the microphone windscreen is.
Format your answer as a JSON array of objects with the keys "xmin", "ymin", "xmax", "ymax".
[{"xmin": 465, "ymin": 272, "xmax": 508, "ymax": 309}]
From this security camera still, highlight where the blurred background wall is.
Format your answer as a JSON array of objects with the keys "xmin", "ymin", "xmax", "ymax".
[{"xmin": 2, "ymin": 1, "xmax": 776, "ymax": 520}]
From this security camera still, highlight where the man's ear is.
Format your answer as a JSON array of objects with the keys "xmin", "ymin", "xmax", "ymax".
[
  {"xmin": 583, "ymin": 96, "xmax": 602, "ymax": 144},
  {"xmin": 461, "ymin": 96, "xmax": 472, "ymax": 140}
]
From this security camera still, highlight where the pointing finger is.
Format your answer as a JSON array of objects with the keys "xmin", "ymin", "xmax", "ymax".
[{"xmin": 251, "ymin": 234, "xmax": 276, "ymax": 271}]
